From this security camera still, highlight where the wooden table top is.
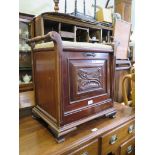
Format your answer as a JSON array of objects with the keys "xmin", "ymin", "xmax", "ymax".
[{"xmin": 19, "ymin": 103, "xmax": 135, "ymax": 155}]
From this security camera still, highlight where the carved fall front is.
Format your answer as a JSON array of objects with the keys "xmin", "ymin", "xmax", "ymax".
[
  {"xmin": 77, "ymin": 67, "xmax": 102, "ymax": 92},
  {"xmin": 69, "ymin": 59, "xmax": 108, "ymax": 102}
]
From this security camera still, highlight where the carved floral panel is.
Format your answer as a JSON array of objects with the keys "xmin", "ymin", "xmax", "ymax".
[
  {"xmin": 69, "ymin": 59, "xmax": 108, "ymax": 102},
  {"xmin": 77, "ymin": 67, "xmax": 102, "ymax": 92}
]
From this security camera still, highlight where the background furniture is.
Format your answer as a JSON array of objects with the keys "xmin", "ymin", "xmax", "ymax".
[
  {"xmin": 114, "ymin": 68, "xmax": 131, "ymax": 102},
  {"xmin": 20, "ymin": 103, "xmax": 135, "ymax": 155},
  {"xmin": 115, "ymin": 0, "xmax": 132, "ymax": 22},
  {"xmin": 33, "ymin": 12, "xmax": 113, "ymax": 43},
  {"xmin": 122, "ymin": 65, "xmax": 135, "ymax": 107},
  {"xmin": 19, "ymin": 13, "xmax": 34, "ymax": 91},
  {"xmin": 113, "ymin": 19, "xmax": 132, "ymax": 103},
  {"xmin": 28, "ymin": 31, "xmax": 116, "ymax": 142},
  {"xmin": 113, "ymin": 20, "xmax": 131, "ymax": 60},
  {"xmin": 19, "ymin": 13, "xmax": 35, "ymax": 117}
]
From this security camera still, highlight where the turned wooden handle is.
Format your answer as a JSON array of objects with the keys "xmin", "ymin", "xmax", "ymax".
[
  {"xmin": 27, "ymin": 32, "xmax": 52, "ymax": 44},
  {"xmin": 27, "ymin": 31, "xmax": 62, "ymax": 50}
]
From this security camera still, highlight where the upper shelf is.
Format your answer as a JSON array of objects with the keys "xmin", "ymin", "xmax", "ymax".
[{"xmin": 40, "ymin": 12, "xmax": 113, "ymax": 31}]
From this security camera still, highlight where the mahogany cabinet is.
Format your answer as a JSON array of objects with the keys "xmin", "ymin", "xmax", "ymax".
[
  {"xmin": 28, "ymin": 31, "xmax": 116, "ymax": 142},
  {"xmin": 113, "ymin": 19, "xmax": 132, "ymax": 103},
  {"xmin": 20, "ymin": 103, "xmax": 135, "ymax": 155}
]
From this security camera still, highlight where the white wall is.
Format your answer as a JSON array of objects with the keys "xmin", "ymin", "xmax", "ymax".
[
  {"xmin": 19, "ymin": 0, "xmax": 134, "ymax": 30},
  {"xmin": 20, "ymin": 0, "xmax": 136, "ymax": 30},
  {"xmin": 131, "ymin": 0, "xmax": 135, "ymax": 31},
  {"xmin": 19, "ymin": 0, "xmax": 114, "ymax": 16}
]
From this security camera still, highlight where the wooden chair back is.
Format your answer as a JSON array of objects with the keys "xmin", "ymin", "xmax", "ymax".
[
  {"xmin": 122, "ymin": 66, "xmax": 135, "ymax": 107},
  {"xmin": 113, "ymin": 19, "xmax": 131, "ymax": 60}
]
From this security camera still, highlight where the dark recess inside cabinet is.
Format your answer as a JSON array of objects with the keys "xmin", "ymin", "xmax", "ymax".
[
  {"xmin": 44, "ymin": 20, "xmax": 59, "ymax": 34},
  {"xmin": 76, "ymin": 27, "xmax": 89, "ymax": 42},
  {"xmin": 102, "ymin": 29, "xmax": 112, "ymax": 43}
]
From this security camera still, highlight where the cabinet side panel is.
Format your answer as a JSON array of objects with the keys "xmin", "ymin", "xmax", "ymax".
[
  {"xmin": 34, "ymin": 16, "xmax": 44, "ymax": 36},
  {"xmin": 33, "ymin": 50, "xmax": 58, "ymax": 121}
]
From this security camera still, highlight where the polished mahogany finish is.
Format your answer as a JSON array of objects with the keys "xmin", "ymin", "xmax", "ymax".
[{"xmin": 28, "ymin": 31, "xmax": 116, "ymax": 142}]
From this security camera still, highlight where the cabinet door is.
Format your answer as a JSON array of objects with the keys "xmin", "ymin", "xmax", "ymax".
[
  {"xmin": 120, "ymin": 137, "xmax": 135, "ymax": 155},
  {"xmin": 61, "ymin": 51, "xmax": 114, "ymax": 124}
]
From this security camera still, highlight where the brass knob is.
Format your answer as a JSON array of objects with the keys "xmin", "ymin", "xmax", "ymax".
[
  {"xmin": 81, "ymin": 151, "xmax": 89, "ymax": 155},
  {"xmin": 127, "ymin": 145, "xmax": 133, "ymax": 154},
  {"xmin": 128, "ymin": 125, "xmax": 134, "ymax": 134},
  {"xmin": 109, "ymin": 134, "xmax": 118, "ymax": 145}
]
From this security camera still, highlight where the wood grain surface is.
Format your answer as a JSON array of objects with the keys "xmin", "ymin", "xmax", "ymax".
[{"xmin": 20, "ymin": 103, "xmax": 134, "ymax": 155}]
